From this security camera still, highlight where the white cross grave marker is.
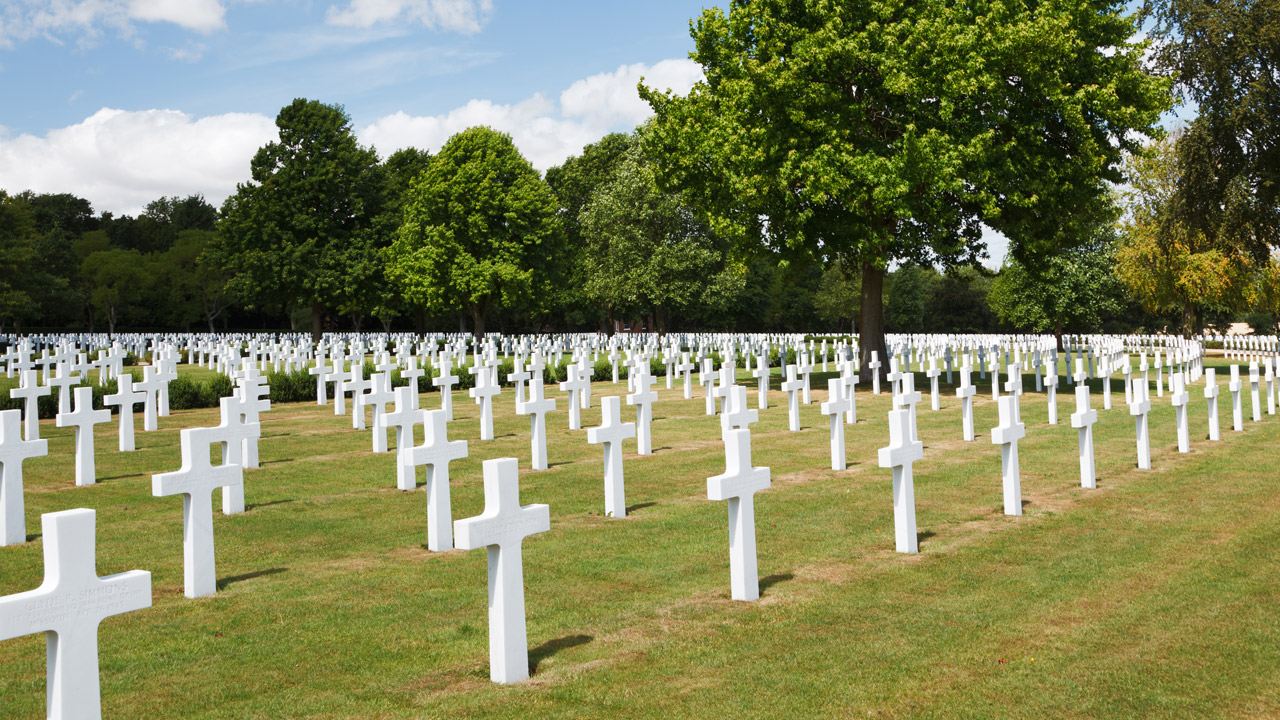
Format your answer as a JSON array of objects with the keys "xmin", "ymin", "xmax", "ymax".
[
  {"xmin": 1171, "ymin": 372, "xmax": 1190, "ymax": 453},
  {"xmin": 781, "ymin": 365, "xmax": 804, "ymax": 432},
  {"xmin": 152, "ymin": 423, "xmax": 244, "ymax": 597},
  {"xmin": 1070, "ymin": 383, "xmax": 1098, "ymax": 489},
  {"xmin": 410, "ymin": 409, "xmax": 468, "ymax": 550},
  {"xmin": 1, "ymin": 409, "xmax": 47, "ymax": 546},
  {"xmin": 991, "ymin": 393, "xmax": 1025, "ymax": 516},
  {"xmin": 0, "ymin": 508, "xmax": 151, "ymax": 720},
  {"xmin": 10, "ymin": 369, "xmax": 50, "ymax": 441},
  {"xmin": 877, "ymin": 408, "xmax": 922, "ymax": 554},
  {"xmin": 55, "ymin": 386, "xmax": 111, "ymax": 487},
  {"xmin": 708, "ymin": 428, "xmax": 771, "ymax": 601},
  {"xmin": 820, "ymin": 378, "xmax": 849, "ymax": 470},
  {"xmin": 471, "ymin": 368, "xmax": 501, "ymax": 441},
  {"xmin": 957, "ymin": 364, "xmax": 977, "ymax": 442},
  {"xmin": 587, "ymin": 396, "xmax": 635, "ymax": 518},
  {"xmin": 454, "ymin": 457, "xmax": 550, "ymax": 684},
  {"xmin": 516, "ymin": 376, "xmax": 555, "ymax": 471},
  {"xmin": 1130, "ymin": 378, "xmax": 1152, "ymax": 469},
  {"xmin": 1204, "ymin": 368, "xmax": 1221, "ymax": 441}
]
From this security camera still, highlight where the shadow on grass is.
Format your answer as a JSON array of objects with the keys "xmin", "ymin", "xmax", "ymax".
[
  {"xmin": 98, "ymin": 473, "xmax": 143, "ymax": 482},
  {"xmin": 246, "ymin": 499, "xmax": 294, "ymax": 511},
  {"xmin": 257, "ymin": 458, "xmax": 295, "ymax": 466},
  {"xmin": 529, "ymin": 633, "xmax": 593, "ymax": 674},
  {"xmin": 626, "ymin": 501, "xmax": 657, "ymax": 514},
  {"xmin": 917, "ymin": 530, "xmax": 937, "ymax": 547},
  {"xmin": 217, "ymin": 567, "xmax": 287, "ymax": 591},
  {"xmin": 25, "ymin": 533, "xmax": 40, "ymax": 542},
  {"xmin": 760, "ymin": 572, "xmax": 794, "ymax": 595}
]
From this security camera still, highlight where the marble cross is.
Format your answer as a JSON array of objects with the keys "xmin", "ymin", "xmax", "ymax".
[
  {"xmin": 840, "ymin": 358, "xmax": 858, "ymax": 424},
  {"xmin": 1249, "ymin": 363, "xmax": 1262, "ymax": 423},
  {"xmin": 877, "ymin": 408, "xmax": 922, "ymax": 554},
  {"xmin": 868, "ymin": 351, "xmax": 882, "ymax": 394},
  {"xmin": 819, "ymin": 378, "xmax": 849, "ymax": 470},
  {"xmin": 0, "ymin": 508, "xmax": 151, "ymax": 720},
  {"xmin": 152, "ymin": 424, "xmax": 244, "ymax": 597},
  {"xmin": 926, "ymin": 357, "xmax": 941, "ymax": 411},
  {"xmin": 1171, "ymin": 372, "xmax": 1190, "ymax": 453},
  {"xmin": 516, "ymin": 376, "xmax": 555, "ymax": 471},
  {"xmin": 379, "ymin": 386, "xmax": 422, "ymax": 491},
  {"xmin": 956, "ymin": 364, "xmax": 977, "ymax": 442},
  {"xmin": 1204, "ymin": 368, "xmax": 1221, "ymax": 441},
  {"xmin": 308, "ymin": 356, "xmax": 333, "ymax": 405},
  {"xmin": 433, "ymin": 355, "xmax": 460, "ymax": 422},
  {"xmin": 470, "ymin": 368, "xmax": 501, "ymax": 440},
  {"xmin": 134, "ymin": 366, "xmax": 164, "ymax": 432},
  {"xmin": 587, "ymin": 396, "xmax": 635, "ymax": 518},
  {"xmin": 1, "ymin": 409, "xmax": 48, "ymax": 546},
  {"xmin": 991, "ymin": 393, "xmax": 1025, "ymax": 516},
  {"xmin": 558, "ymin": 363, "xmax": 590, "ymax": 431},
  {"xmin": 103, "ymin": 374, "xmax": 145, "ymax": 452},
  {"xmin": 9, "ymin": 369, "xmax": 50, "ymax": 441},
  {"xmin": 1229, "ymin": 365, "xmax": 1244, "ymax": 432},
  {"xmin": 55, "ymin": 386, "xmax": 111, "ymax": 487},
  {"xmin": 1129, "ymin": 377, "xmax": 1152, "ymax": 470},
  {"xmin": 409, "ymin": 409, "xmax": 468, "ymax": 550},
  {"xmin": 700, "ymin": 358, "xmax": 718, "ymax": 416},
  {"xmin": 720, "ymin": 385, "xmax": 759, "ymax": 434},
  {"xmin": 752, "ymin": 353, "xmax": 770, "ymax": 410},
  {"xmin": 708, "ymin": 428, "xmax": 771, "ymax": 601},
  {"xmin": 626, "ymin": 369, "xmax": 657, "ymax": 455},
  {"xmin": 1069, "ymin": 383, "xmax": 1098, "ymax": 489},
  {"xmin": 778, "ymin": 364, "xmax": 803, "ymax": 431},
  {"xmin": 454, "ymin": 457, "xmax": 550, "ymax": 684}
]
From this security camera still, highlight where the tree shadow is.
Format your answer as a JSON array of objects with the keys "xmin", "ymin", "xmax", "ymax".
[
  {"xmin": 217, "ymin": 567, "xmax": 287, "ymax": 591},
  {"xmin": 759, "ymin": 572, "xmax": 794, "ymax": 595},
  {"xmin": 246, "ymin": 499, "xmax": 294, "ymax": 511},
  {"xmin": 625, "ymin": 501, "xmax": 657, "ymax": 514},
  {"xmin": 528, "ymin": 634, "xmax": 593, "ymax": 674}
]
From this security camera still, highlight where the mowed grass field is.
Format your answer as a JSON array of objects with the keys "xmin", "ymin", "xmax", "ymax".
[{"xmin": 2, "ymin": 356, "xmax": 1279, "ymax": 718}]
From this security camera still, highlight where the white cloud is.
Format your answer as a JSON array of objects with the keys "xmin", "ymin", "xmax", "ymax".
[
  {"xmin": 127, "ymin": 0, "xmax": 225, "ymax": 33},
  {"xmin": 361, "ymin": 58, "xmax": 703, "ymax": 170},
  {"xmin": 0, "ymin": 108, "xmax": 276, "ymax": 215},
  {"xmin": 325, "ymin": 0, "xmax": 492, "ymax": 34},
  {"xmin": 0, "ymin": 58, "xmax": 703, "ymax": 215},
  {"xmin": 0, "ymin": 0, "xmax": 226, "ymax": 48},
  {"xmin": 560, "ymin": 59, "xmax": 703, "ymax": 130}
]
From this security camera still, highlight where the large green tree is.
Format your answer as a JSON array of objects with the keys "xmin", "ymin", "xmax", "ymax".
[
  {"xmin": 0, "ymin": 191, "xmax": 38, "ymax": 330},
  {"xmin": 386, "ymin": 126, "xmax": 560, "ymax": 338},
  {"xmin": 1145, "ymin": 0, "xmax": 1280, "ymax": 259},
  {"xmin": 989, "ymin": 231, "xmax": 1126, "ymax": 349},
  {"xmin": 579, "ymin": 145, "xmax": 742, "ymax": 333},
  {"xmin": 641, "ymin": 0, "xmax": 1168, "ymax": 378},
  {"xmin": 217, "ymin": 99, "xmax": 386, "ymax": 340},
  {"xmin": 1116, "ymin": 133, "xmax": 1256, "ymax": 335}
]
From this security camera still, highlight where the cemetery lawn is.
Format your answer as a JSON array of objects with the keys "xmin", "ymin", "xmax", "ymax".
[{"xmin": 3, "ymin": 358, "xmax": 1279, "ymax": 719}]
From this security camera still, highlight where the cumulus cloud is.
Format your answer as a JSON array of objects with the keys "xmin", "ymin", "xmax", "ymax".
[
  {"xmin": 325, "ymin": 0, "xmax": 492, "ymax": 34},
  {"xmin": 0, "ymin": 108, "xmax": 276, "ymax": 215},
  {"xmin": 361, "ymin": 58, "xmax": 703, "ymax": 169},
  {"xmin": 0, "ymin": 58, "xmax": 703, "ymax": 215},
  {"xmin": 560, "ymin": 59, "xmax": 704, "ymax": 131},
  {"xmin": 0, "ymin": 0, "xmax": 226, "ymax": 47}
]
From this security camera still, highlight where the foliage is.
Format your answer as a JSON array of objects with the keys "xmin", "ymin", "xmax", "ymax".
[
  {"xmin": 217, "ymin": 99, "xmax": 387, "ymax": 339},
  {"xmin": 641, "ymin": 0, "xmax": 1168, "ymax": 373},
  {"xmin": 0, "ymin": 191, "xmax": 38, "ymax": 328},
  {"xmin": 886, "ymin": 264, "xmax": 940, "ymax": 333},
  {"xmin": 1144, "ymin": 0, "xmax": 1280, "ymax": 259},
  {"xmin": 1116, "ymin": 134, "xmax": 1257, "ymax": 335},
  {"xmin": 989, "ymin": 232, "xmax": 1126, "ymax": 348},
  {"xmin": 81, "ymin": 248, "xmax": 151, "ymax": 334},
  {"xmin": 579, "ymin": 144, "xmax": 742, "ymax": 332},
  {"xmin": 812, "ymin": 258, "xmax": 862, "ymax": 333},
  {"xmin": 386, "ymin": 126, "xmax": 560, "ymax": 338}
]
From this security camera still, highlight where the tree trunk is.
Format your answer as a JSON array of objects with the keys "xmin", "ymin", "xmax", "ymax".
[
  {"xmin": 1054, "ymin": 319, "xmax": 1064, "ymax": 352},
  {"xmin": 605, "ymin": 307, "xmax": 615, "ymax": 337},
  {"xmin": 655, "ymin": 305, "xmax": 667, "ymax": 335},
  {"xmin": 858, "ymin": 262, "xmax": 888, "ymax": 383},
  {"xmin": 415, "ymin": 308, "xmax": 426, "ymax": 337},
  {"xmin": 310, "ymin": 301, "xmax": 323, "ymax": 343},
  {"xmin": 468, "ymin": 300, "xmax": 487, "ymax": 340},
  {"xmin": 1182, "ymin": 300, "xmax": 1196, "ymax": 338}
]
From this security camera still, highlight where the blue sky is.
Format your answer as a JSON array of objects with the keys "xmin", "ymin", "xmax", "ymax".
[
  {"xmin": 1, "ymin": 0, "xmax": 1180, "ymax": 268},
  {"xmin": 0, "ymin": 0, "xmax": 708, "ymax": 216}
]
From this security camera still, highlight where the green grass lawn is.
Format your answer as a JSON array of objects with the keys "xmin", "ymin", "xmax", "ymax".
[{"xmin": 2, "ymin": 356, "xmax": 1279, "ymax": 718}]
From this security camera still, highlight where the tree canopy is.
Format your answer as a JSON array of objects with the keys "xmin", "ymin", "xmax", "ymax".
[
  {"xmin": 386, "ymin": 126, "xmax": 561, "ymax": 338},
  {"xmin": 216, "ymin": 98, "xmax": 387, "ymax": 340},
  {"xmin": 642, "ymin": 0, "xmax": 1168, "ymax": 376}
]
